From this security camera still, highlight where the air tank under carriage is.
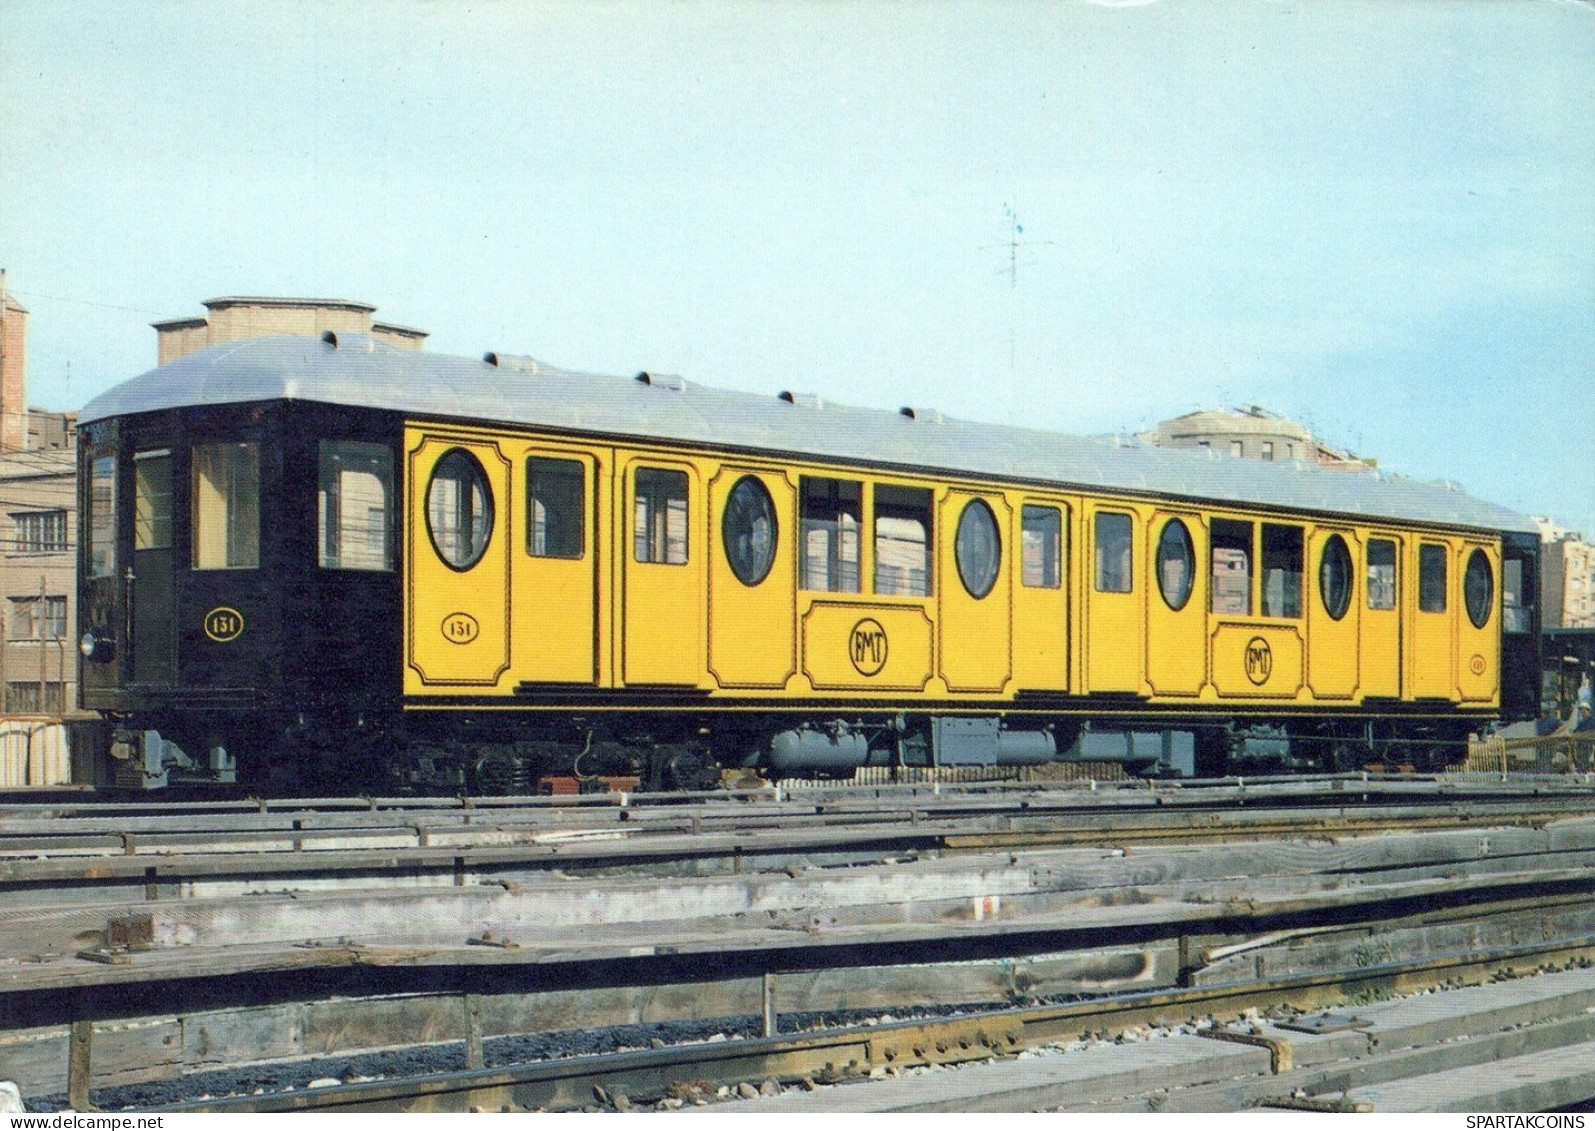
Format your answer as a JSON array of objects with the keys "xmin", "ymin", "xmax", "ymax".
[{"xmin": 76, "ymin": 332, "xmax": 1541, "ymax": 791}]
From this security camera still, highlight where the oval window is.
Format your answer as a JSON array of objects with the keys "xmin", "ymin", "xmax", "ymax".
[
  {"xmin": 955, "ymin": 498, "xmax": 1001, "ymax": 599},
  {"xmin": 1319, "ymin": 533, "xmax": 1353, "ymax": 621},
  {"xmin": 722, "ymin": 475, "xmax": 777, "ymax": 586},
  {"xmin": 1156, "ymin": 518, "xmax": 1194, "ymax": 611},
  {"xmin": 1465, "ymin": 548, "xmax": 1493, "ymax": 629},
  {"xmin": 426, "ymin": 449, "xmax": 494, "ymax": 570}
]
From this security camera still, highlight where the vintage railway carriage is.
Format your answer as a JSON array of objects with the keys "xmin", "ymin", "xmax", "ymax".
[{"xmin": 77, "ymin": 333, "xmax": 1540, "ymax": 789}]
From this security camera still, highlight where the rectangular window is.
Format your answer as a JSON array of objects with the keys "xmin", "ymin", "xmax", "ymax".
[
  {"xmin": 11, "ymin": 510, "xmax": 68, "ymax": 555},
  {"xmin": 1367, "ymin": 538, "xmax": 1397, "ymax": 610},
  {"xmin": 1261, "ymin": 524, "xmax": 1303, "ymax": 618},
  {"xmin": 88, "ymin": 457, "xmax": 116, "ymax": 578},
  {"xmin": 10, "ymin": 595, "xmax": 68, "ymax": 640},
  {"xmin": 134, "ymin": 451, "xmax": 172, "ymax": 551},
  {"xmin": 874, "ymin": 485, "xmax": 932, "ymax": 597},
  {"xmin": 1503, "ymin": 556, "xmax": 1533, "ymax": 633},
  {"xmin": 5, "ymin": 681, "xmax": 65, "ymax": 716},
  {"xmin": 318, "ymin": 442, "xmax": 393, "ymax": 571},
  {"xmin": 1230, "ymin": 440, "xmax": 1243, "ymax": 458},
  {"xmin": 1210, "ymin": 519, "xmax": 1253, "ymax": 614},
  {"xmin": 527, "ymin": 457, "xmax": 585, "ymax": 559},
  {"xmin": 800, "ymin": 477, "xmax": 862, "ymax": 592},
  {"xmin": 633, "ymin": 467, "xmax": 688, "ymax": 564},
  {"xmin": 1419, "ymin": 543, "xmax": 1448, "ymax": 612},
  {"xmin": 193, "ymin": 443, "xmax": 261, "ymax": 570},
  {"xmin": 1095, "ymin": 511, "xmax": 1133, "ymax": 593},
  {"xmin": 1022, "ymin": 505, "xmax": 1062, "ymax": 589},
  {"xmin": 1262, "ymin": 442, "xmax": 1274, "ymax": 462}
]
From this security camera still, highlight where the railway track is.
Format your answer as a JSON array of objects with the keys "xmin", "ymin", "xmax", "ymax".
[{"xmin": 3, "ymin": 774, "xmax": 1594, "ymax": 1112}]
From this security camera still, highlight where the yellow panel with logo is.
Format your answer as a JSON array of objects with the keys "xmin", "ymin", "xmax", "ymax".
[
  {"xmin": 1456, "ymin": 541, "xmax": 1500, "ymax": 704},
  {"xmin": 405, "ymin": 430, "xmax": 513, "ymax": 691}
]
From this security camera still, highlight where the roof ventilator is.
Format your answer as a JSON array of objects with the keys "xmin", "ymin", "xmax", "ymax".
[
  {"xmin": 899, "ymin": 406, "xmax": 945, "ymax": 424},
  {"xmin": 484, "ymin": 352, "xmax": 546, "ymax": 374},
  {"xmin": 636, "ymin": 371, "xmax": 687, "ymax": 391},
  {"xmin": 778, "ymin": 391, "xmax": 824, "ymax": 409}
]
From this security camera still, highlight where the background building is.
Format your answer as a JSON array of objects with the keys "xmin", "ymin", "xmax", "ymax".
[
  {"xmin": 1140, "ymin": 405, "xmax": 1372, "ymax": 468},
  {"xmin": 154, "ymin": 296, "xmax": 427, "ymax": 364},
  {"xmin": 1536, "ymin": 518, "xmax": 1595, "ymax": 630}
]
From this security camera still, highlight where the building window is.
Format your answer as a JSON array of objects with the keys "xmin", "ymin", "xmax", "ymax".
[
  {"xmin": 875, "ymin": 485, "xmax": 932, "ymax": 597},
  {"xmin": 954, "ymin": 498, "xmax": 1000, "ymax": 600},
  {"xmin": 11, "ymin": 510, "xmax": 68, "ymax": 555},
  {"xmin": 9, "ymin": 595, "xmax": 67, "ymax": 640},
  {"xmin": 1211, "ymin": 519, "xmax": 1253, "ymax": 615},
  {"xmin": 1262, "ymin": 442, "xmax": 1274, "ymax": 462},
  {"xmin": 1230, "ymin": 440, "xmax": 1243, "ymax": 458},
  {"xmin": 527, "ymin": 457, "xmax": 586, "ymax": 560},
  {"xmin": 320, "ymin": 442, "xmax": 394, "ymax": 570},
  {"xmin": 1367, "ymin": 538, "xmax": 1397, "ymax": 610},
  {"xmin": 1022, "ymin": 505, "xmax": 1062, "ymax": 589},
  {"xmin": 800, "ymin": 477, "xmax": 861, "ymax": 593},
  {"xmin": 633, "ymin": 467, "xmax": 688, "ymax": 565},
  {"xmin": 193, "ymin": 443, "xmax": 261, "ymax": 570},
  {"xmin": 134, "ymin": 452, "xmax": 173, "ymax": 551},
  {"xmin": 87, "ymin": 457, "xmax": 116, "ymax": 579},
  {"xmin": 1156, "ymin": 518, "xmax": 1195, "ymax": 611},
  {"xmin": 1262, "ymin": 524, "xmax": 1303, "ymax": 618},
  {"xmin": 722, "ymin": 475, "xmax": 776, "ymax": 586},
  {"xmin": 6, "ymin": 681, "xmax": 65, "ymax": 716},
  {"xmin": 1095, "ymin": 511, "xmax": 1133, "ymax": 593},
  {"xmin": 1419, "ymin": 543, "xmax": 1448, "ymax": 613}
]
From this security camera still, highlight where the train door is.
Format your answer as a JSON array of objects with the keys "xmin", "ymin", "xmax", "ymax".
[
  {"xmin": 620, "ymin": 455, "xmax": 705, "ymax": 686},
  {"xmin": 1360, "ymin": 533, "xmax": 1403, "ymax": 699},
  {"xmin": 129, "ymin": 449, "xmax": 177, "ymax": 685},
  {"xmin": 1305, "ymin": 527, "xmax": 1359, "ymax": 700},
  {"xmin": 938, "ymin": 489, "xmax": 1012, "ymax": 693},
  {"xmin": 1083, "ymin": 502, "xmax": 1143, "ymax": 693},
  {"xmin": 78, "ymin": 426, "xmax": 123, "ymax": 705},
  {"xmin": 405, "ymin": 433, "xmax": 512, "ymax": 690},
  {"xmin": 707, "ymin": 465, "xmax": 796, "ymax": 689},
  {"xmin": 1145, "ymin": 510, "xmax": 1206, "ymax": 697},
  {"xmin": 1411, "ymin": 537, "xmax": 1456, "ymax": 699},
  {"xmin": 1011, "ymin": 498, "xmax": 1068, "ymax": 692},
  {"xmin": 513, "ymin": 445, "xmax": 602, "ymax": 685}
]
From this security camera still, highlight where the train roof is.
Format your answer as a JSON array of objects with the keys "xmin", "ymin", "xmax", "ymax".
[{"xmin": 81, "ymin": 333, "xmax": 1535, "ymax": 535}]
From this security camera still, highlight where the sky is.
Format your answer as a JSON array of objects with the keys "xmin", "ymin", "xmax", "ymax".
[{"xmin": 2, "ymin": 0, "xmax": 1591, "ymax": 534}]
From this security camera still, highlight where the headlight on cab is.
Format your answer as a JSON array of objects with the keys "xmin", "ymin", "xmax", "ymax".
[{"xmin": 80, "ymin": 631, "xmax": 114, "ymax": 663}]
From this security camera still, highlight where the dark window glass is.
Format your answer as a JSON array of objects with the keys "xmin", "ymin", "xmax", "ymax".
[
  {"xmin": 1156, "ymin": 518, "xmax": 1195, "ymax": 611},
  {"xmin": 1503, "ymin": 556, "xmax": 1533, "ymax": 633},
  {"xmin": 1095, "ymin": 511, "xmax": 1132, "ymax": 593},
  {"xmin": 1319, "ymin": 534, "xmax": 1353, "ymax": 621},
  {"xmin": 87, "ymin": 457, "xmax": 116, "ymax": 579},
  {"xmin": 1210, "ymin": 518, "xmax": 1253, "ymax": 614},
  {"xmin": 426, "ymin": 448, "xmax": 493, "ymax": 571},
  {"xmin": 955, "ymin": 498, "xmax": 1001, "ymax": 599},
  {"xmin": 800, "ymin": 477, "xmax": 861, "ymax": 592},
  {"xmin": 320, "ymin": 442, "xmax": 394, "ymax": 570},
  {"xmin": 875, "ymin": 485, "xmax": 932, "ymax": 597},
  {"xmin": 634, "ymin": 467, "xmax": 689, "ymax": 564},
  {"xmin": 12, "ymin": 510, "xmax": 69, "ymax": 554},
  {"xmin": 1464, "ymin": 548, "xmax": 1493, "ymax": 629},
  {"xmin": 134, "ymin": 452, "xmax": 172, "ymax": 552},
  {"xmin": 1022, "ymin": 505, "xmax": 1062, "ymax": 589},
  {"xmin": 527, "ymin": 457, "xmax": 585, "ymax": 559},
  {"xmin": 722, "ymin": 475, "xmax": 777, "ymax": 586},
  {"xmin": 193, "ymin": 443, "xmax": 260, "ymax": 570},
  {"xmin": 1368, "ymin": 538, "xmax": 1397, "ymax": 610},
  {"xmin": 9, "ymin": 595, "xmax": 68, "ymax": 640},
  {"xmin": 1262, "ymin": 524, "xmax": 1303, "ymax": 618},
  {"xmin": 1419, "ymin": 543, "xmax": 1448, "ymax": 612}
]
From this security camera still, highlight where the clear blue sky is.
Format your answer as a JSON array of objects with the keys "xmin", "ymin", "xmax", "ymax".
[{"xmin": 2, "ymin": 0, "xmax": 1591, "ymax": 534}]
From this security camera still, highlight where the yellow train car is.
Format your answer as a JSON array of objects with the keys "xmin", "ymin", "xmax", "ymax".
[{"xmin": 77, "ymin": 333, "xmax": 1541, "ymax": 790}]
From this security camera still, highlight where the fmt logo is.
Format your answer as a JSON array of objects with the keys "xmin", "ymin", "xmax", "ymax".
[
  {"xmin": 203, "ymin": 607, "xmax": 244, "ymax": 643},
  {"xmin": 849, "ymin": 617, "xmax": 889, "ymax": 676},
  {"xmin": 1244, "ymin": 636, "xmax": 1273, "ymax": 685}
]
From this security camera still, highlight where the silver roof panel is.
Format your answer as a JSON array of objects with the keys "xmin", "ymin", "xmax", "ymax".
[{"xmin": 80, "ymin": 334, "xmax": 1535, "ymax": 535}]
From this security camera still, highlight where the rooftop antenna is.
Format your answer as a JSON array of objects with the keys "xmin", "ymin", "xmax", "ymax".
[{"xmin": 982, "ymin": 203, "xmax": 1055, "ymax": 379}]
